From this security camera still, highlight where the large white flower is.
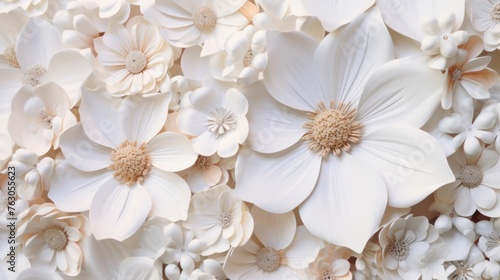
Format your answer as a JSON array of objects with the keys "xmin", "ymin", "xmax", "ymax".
[
  {"xmin": 0, "ymin": 8, "xmax": 28, "ymax": 68},
  {"xmin": 235, "ymin": 10, "xmax": 453, "ymax": 252},
  {"xmin": 142, "ymin": 0, "xmax": 248, "ymax": 56},
  {"xmin": 95, "ymin": 16, "xmax": 176, "ymax": 96},
  {"xmin": 48, "ymin": 88, "xmax": 197, "ymax": 241}
]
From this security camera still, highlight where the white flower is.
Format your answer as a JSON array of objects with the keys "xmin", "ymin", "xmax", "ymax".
[
  {"xmin": 353, "ymin": 242, "xmax": 380, "ymax": 280},
  {"xmin": 118, "ymin": 257, "xmax": 163, "ymax": 280},
  {"xmin": 6, "ymin": 148, "xmax": 55, "ymax": 200},
  {"xmin": 142, "ymin": 0, "xmax": 248, "ymax": 56},
  {"xmin": 305, "ymin": 244, "xmax": 352, "ymax": 280},
  {"xmin": 421, "ymin": 13, "xmax": 469, "ymax": 70},
  {"xmin": 8, "ymin": 83, "xmax": 77, "ymax": 156},
  {"xmin": 431, "ymin": 210, "xmax": 476, "ymax": 261},
  {"xmin": 223, "ymin": 206, "xmax": 323, "ymax": 280},
  {"xmin": 469, "ymin": 0, "xmax": 500, "ymax": 51},
  {"xmin": 0, "ymin": 8, "xmax": 28, "ymax": 68},
  {"xmin": 235, "ymin": 11, "xmax": 453, "ymax": 252},
  {"xmin": 476, "ymin": 218, "xmax": 500, "ymax": 262},
  {"xmin": 376, "ymin": 215, "xmax": 441, "ymax": 280},
  {"xmin": 177, "ymin": 87, "xmax": 249, "ymax": 158},
  {"xmin": 48, "ymin": 88, "xmax": 197, "ymax": 241},
  {"xmin": 255, "ymin": 0, "xmax": 308, "ymax": 19},
  {"xmin": 180, "ymin": 154, "xmax": 230, "ymax": 193},
  {"xmin": 185, "ymin": 185, "xmax": 253, "ymax": 256},
  {"xmin": 95, "ymin": 16, "xmax": 175, "ymax": 96},
  {"xmin": 444, "ymin": 245, "xmax": 485, "ymax": 280},
  {"xmin": 0, "ymin": 117, "xmax": 15, "ymax": 170},
  {"xmin": 16, "ymin": 203, "xmax": 88, "ymax": 276}
]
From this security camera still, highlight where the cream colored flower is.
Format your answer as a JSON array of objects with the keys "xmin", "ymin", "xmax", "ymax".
[
  {"xmin": 305, "ymin": 244, "xmax": 352, "ymax": 280},
  {"xmin": 17, "ymin": 203, "xmax": 88, "ymax": 276},
  {"xmin": 95, "ymin": 16, "xmax": 175, "ymax": 96}
]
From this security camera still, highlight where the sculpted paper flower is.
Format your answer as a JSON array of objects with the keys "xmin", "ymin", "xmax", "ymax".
[
  {"xmin": 142, "ymin": 0, "xmax": 248, "ymax": 56},
  {"xmin": 235, "ymin": 10, "xmax": 453, "ymax": 252},
  {"xmin": 304, "ymin": 244, "xmax": 352, "ymax": 280},
  {"xmin": 48, "ymin": 88, "xmax": 197, "ymax": 241},
  {"xmin": 16, "ymin": 203, "xmax": 88, "ymax": 276},
  {"xmin": 8, "ymin": 83, "xmax": 77, "ymax": 156},
  {"xmin": 177, "ymin": 87, "xmax": 249, "ymax": 158},
  {"xmin": 181, "ymin": 154, "xmax": 230, "ymax": 193},
  {"xmin": 469, "ymin": 0, "xmax": 500, "ymax": 51},
  {"xmin": 95, "ymin": 16, "xmax": 175, "ymax": 96},
  {"xmin": 0, "ymin": 8, "xmax": 28, "ymax": 68},
  {"xmin": 476, "ymin": 218, "xmax": 500, "ymax": 262}
]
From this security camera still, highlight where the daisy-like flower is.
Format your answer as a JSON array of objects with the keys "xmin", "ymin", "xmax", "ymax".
[
  {"xmin": 235, "ymin": 10, "xmax": 453, "ymax": 252},
  {"xmin": 48, "ymin": 88, "xmax": 198, "ymax": 241},
  {"xmin": 16, "ymin": 203, "xmax": 88, "ymax": 276},
  {"xmin": 476, "ymin": 218, "xmax": 500, "ymax": 263},
  {"xmin": 436, "ymin": 146, "xmax": 500, "ymax": 218},
  {"xmin": 8, "ymin": 83, "xmax": 77, "ymax": 156},
  {"xmin": 444, "ymin": 245, "xmax": 485, "ymax": 280},
  {"xmin": 95, "ymin": 16, "xmax": 176, "ymax": 96},
  {"xmin": 185, "ymin": 185, "xmax": 254, "ymax": 256},
  {"xmin": 376, "ymin": 215, "xmax": 441, "ymax": 280},
  {"xmin": 6, "ymin": 148, "xmax": 55, "ymax": 200},
  {"xmin": 469, "ymin": 0, "xmax": 500, "ymax": 51},
  {"xmin": 441, "ymin": 36, "xmax": 500, "ymax": 110},
  {"xmin": 223, "ymin": 206, "xmax": 323, "ymax": 280},
  {"xmin": 177, "ymin": 87, "xmax": 249, "ymax": 158},
  {"xmin": 142, "ymin": 0, "xmax": 248, "ymax": 56},
  {"xmin": 304, "ymin": 244, "xmax": 352, "ymax": 280}
]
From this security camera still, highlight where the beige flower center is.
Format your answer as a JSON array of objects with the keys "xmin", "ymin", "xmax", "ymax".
[
  {"xmin": 125, "ymin": 51, "xmax": 147, "ymax": 74},
  {"xmin": 302, "ymin": 101, "xmax": 362, "ymax": 157},
  {"xmin": 243, "ymin": 49, "xmax": 253, "ymax": 67},
  {"xmin": 219, "ymin": 211, "xmax": 232, "ymax": 228},
  {"xmin": 39, "ymin": 109, "xmax": 54, "ymax": 129},
  {"xmin": 109, "ymin": 140, "xmax": 151, "ymax": 186},
  {"xmin": 207, "ymin": 107, "xmax": 236, "ymax": 136},
  {"xmin": 195, "ymin": 155, "xmax": 211, "ymax": 169},
  {"xmin": 322, "ymin": 271, "xmax": 336, "ymax": 280},
  {"xmin": 449, "ymin": 262, "xmax": 473, "ymax": 280},
  {"xmin": 2, "ymin": 44, "xmax": 19, "ymax": 68},
  {"xmin": 256, "ymin": 247, "xmax": 285, "ymax": 272},
  {"xmin": 389, "ymin": 238, "xmax": 410, "ymax": 261},
  {"xmin": 459, "ymin": 165, "xmax": 483, "ymax": 188},
  {"xmin": 451, "ymin": 68, "xmax": 462, "ymax": 81},
  {"xmin": 22, "ymin": 64, "xmax": 46, "ymax": 87},
  {"xmin": 491, "ymin": 3, "xmax": 500, "ymax": 23},
  {"xmin": 43, "ymin": 227, "xmax": 68, "ymax": 251},
  {"xmin": 485, "ymin": 229, "xmax": 500, "ymax": 251},
  {"xmin": 192, "ymin": 6, "xmax": 217, "ymax": 32}
]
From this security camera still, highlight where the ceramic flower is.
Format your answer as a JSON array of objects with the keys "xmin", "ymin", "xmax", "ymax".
[
  {"xmin": 304, "ymin": 244, "xmax": 352, "ymax": 280},
  {"xmin": 95, "ymin": 16, "xmax": 175, "ymax": 96},
  {"xmin": 48, "ymin": 88, "xmax": 197, "ymax": 241},
  {"xmin": 177, "ymin": 87, "xmax": 249, "ymax": 158},
  {"xmin": 235, "ymin": 10, "xmax": 453, "ymax": 252},
  {"xmin": 223, "ymin": 206, "xmax": 323, "ymax": 280},
  {"xmin": 142, "ymin": 0, "xmax": 248, "ymax": 56},
  {"xmin": 16, "ymin": 203, "xmax": 88, "ymax": 276},
  {"xmin": 185, "ymin": 185, "xmax": 254, "ymax": 256},
  {"xmin": 8, "ymin": 83, "xmax": 77, "ymax": 156},
  {"xmin": 469, "ymin": 0, "xmax": 500, "ymax": 51}
]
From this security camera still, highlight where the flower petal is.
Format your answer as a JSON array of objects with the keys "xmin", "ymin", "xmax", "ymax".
[
  {"xmin": 251, "ymin": 206, "xmax": 296, "ymax": 250},
  {"xmin": 148, "ymin": 132, "xmax": 197, "ymax": 172},
  {"xmin": 285, "ymin": 226, "xmax": 323, "ymax": 269},
  {"xmin": 16, "ymin": 18, "xmax": 62, "ymax": 68}
]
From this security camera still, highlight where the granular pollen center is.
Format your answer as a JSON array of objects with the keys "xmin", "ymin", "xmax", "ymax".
[
  {"xmin": 125, "ymin": 51, "xmax": 147, "ymax": 74},
  {"xmin": 389, "ymin": 238, "xmax": 410, "ymax": 261},
  {"xmin": 459, "ymin": 165, "xmax": 483, "ymax": 188},
  {"xmin": 302, "ymin": 101, "xmax": 362, "ymax": 157},
  {"xmin": 256, "ymin": 247, "xmax": 285, "ymax": 272},
  {"xmin": 219, "ymin": 212, "xmax": 232, "ymax": 228},
  {"xmin": 2, "ymin": 45, "xmax": 20, "ymax": 68},
  {"xmin": 491, "ymin": 3, "xmax": 500, "ymax": 23},
  {"xmin": 22, "ymin": 64, "xmax": 46, "ymax": 87},
  {"xmin": 195, "ymin": 155, "xmax": 211, "ymax": 169},
  {"xmin": 109, "ymin": 140, "xmax": 151, "ymax": 186},
  {"xmin": 322, "ymin": 271, "xmax": 336, "ymax": 280},
  {"xmin": 43, "ymin": 227, "xmax": 68, "ymax": 251},
  {"xmin": 192, "ymin": 6, "xmax": 217, "ymax": 32}
]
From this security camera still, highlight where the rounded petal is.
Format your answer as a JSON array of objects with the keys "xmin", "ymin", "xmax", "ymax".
[
  {"xmin": 299, "ymin": 153, "xmax": 387, "ymax": 253},
  {"xmin": 251, "ymin": 206, "xmax": 296, "ymax": 250},
  {"xmin": 285, "ymin": 226, "xmax": 323, "ymax": 269},
  {"xmin": 471, "ymin": 185, "xmax": 497, "ymax": 210},
  {"xmin": 234, "ymin": 143, "xmax": 321, "ymax": 213},
  {"xmin": 148, "ymin": 132, "xmax": 197, "ymax": 172}
]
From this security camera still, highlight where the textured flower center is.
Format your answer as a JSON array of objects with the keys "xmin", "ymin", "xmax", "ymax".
[
  {"xmin": 219, "ymin": 211, "xmax": 232, "ymax": 228},
  {"xmin": 491, "ymin": 3, "xmax": 500, "ymax": 23},
  {"xmin": 256, "ymin": 247, "xmax": 284, "ymax": 272},
  {"xmin": 322, "ymin": 271, "xmax": 336, "ymax": 280},
  {"xmin": 449, "ymin": 261, "xmax": 473, "ymax": 280},
  {"xmin": 109, "ymin": 140, "xmax": 151, "ymax": 186},
  {"xmin": 389, "ymin": 238, "xmax": 410, "ymax": 261},
  {"xmin": 485, "ymin": 229, "xmax": 500, "ymax": 251},
  {"xmin": 43, "ymin": 227, "xmax": 68, "ymax": 251},
  {"xmin": 451, "ymin": 68, "xmax": 462, "ymax": 81},
  {"xmin": 207, "ymin": 107, "xmax": 236, "ymax": 136},
  {"xmin": 303, "ymin": 101, "xmax": 362, "ymax": 157},
  {"xmin": 195, "ymin": 155, "xmax": 211, "ymax": 169},
  {"xmin": 192, "ymin": 6, "xmax": 217, "ymax": 32},
  {"xmin": 459, "ymin": 165, "xmax": 483, "ymax": 188},
  {"xmin": 22, "ymin": 64, "xmax": 46, "ymax": 87},
  {"xmin": 243, "ymin": 49, "xmax": 253, "ymax": 67},
  {"xmin": 38, "ymin": 109, "xmax": 54, "ymax": 129},
  {"xmin": 125, "ymin": 51, "xmax": 147, "ymax": 74},
  {"xmin": 2, "ymin": 44, "xmax": 19, "ymax": 68}
]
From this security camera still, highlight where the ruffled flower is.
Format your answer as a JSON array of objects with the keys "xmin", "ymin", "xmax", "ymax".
[{"xmin": 305, "ymin": 244, "xmax": 352, "ymax": 280}]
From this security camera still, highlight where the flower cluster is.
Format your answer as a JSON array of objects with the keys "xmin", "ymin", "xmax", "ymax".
[{"xmin": 2, "ymin": 0, "xmax": 500, "ymax": 279}]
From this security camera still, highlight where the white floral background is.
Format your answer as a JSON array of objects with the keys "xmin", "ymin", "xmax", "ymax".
[{"xmin": 2, "ymin": 0, "xmax": 500, "ymax": 279}]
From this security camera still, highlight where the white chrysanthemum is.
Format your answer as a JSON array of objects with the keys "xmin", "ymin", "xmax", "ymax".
[
  {"xmin": 469, "ymin": 0, "xmax": 500, "ymax": 51},
  {"xmin": 304, "ymin": 244, "xmax": 352, "ymax": 280},
  {"xmin": 209, "ymin": 25, "xmax": 267, "ymax": 85},
  {"xmin": 16, "ymin": 203, "xmax": 88, "ymax": 276},
  {"xmin": 95, "ymin": 16, "xmax": 175, "ymax": 96},
  {"xmin": 54, "ymin": 0, "xmax": 131, "ymax": 51},
  {"xmin": 48, "ymin": 88, "xmax": 197, "ymax": 241},
  {"xmin": 436, "ymin": 146, "xmax": 500, "ymax": 217},
  {"xmin": 6, "ymin": 148, "xmax": 55, "ymax": 200},
  {"xmin": 185, "ymin": 185, "xmax": 253, "ymax": 256},
  {"xmin": 223, "ymin": 207, "xmax": 323, "ymax": 280},
  {"xmin": 142, "ymin": 0, "xmax": 248, "ymax": 56},
  {"xmin": 8, "ymin": 83, "xmax": 77, "ymax": 156},
  {"xmin": 376, "ymin": 215, "xmax": 441, "ymax": 280},
  {"xmin": 177, "ymin": 87, "xmax": 249, "ymax": 158}
]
